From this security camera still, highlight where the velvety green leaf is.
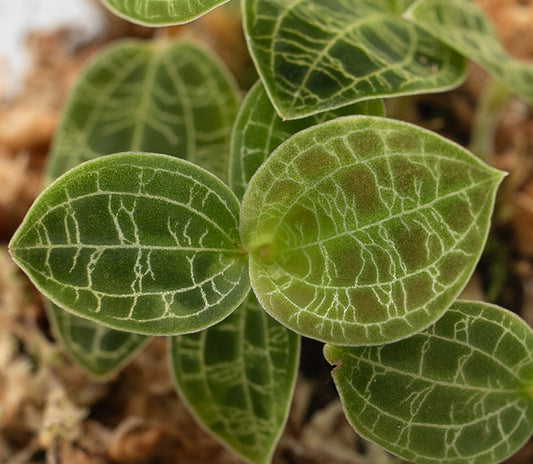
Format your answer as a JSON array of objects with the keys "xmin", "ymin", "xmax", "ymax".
[
  {"xmin": 169, "ymin": 293, "xmax": 300, "ymax": 464},
  {"xmin": 45, "ymin": 300, "xmax": 149, "ymax": 379},
  {"xmin": 47, "ymin": 39, "xmax": 239, "ymax": 183},
  {"xmin": 240, "ymin": 115, "xmax": 505, "ymax": 345},
  {"xmin": 406, "ymin": 0, "xmax": 533, "ymax": 102},
  {"xmin": 229, "ymin": 80, "xmax": 385, "ymax": 200},
  {"xmin": 242, "ymin": 0, "xmax": 467, "ymax": 119},
  {"xmin": 100, "ymin": 0, "xmax": 229, "ymax": 26},
  {"xmin": 323, "ymin": 300, "xmax": 533, "ymax": 464},
  {"xmin": 10, "ymin": 153, "xmax": 249, "ymax": 335},
  {"xmin": 44, "ymin": 38, "xmax": 239, "ymax": 376}
]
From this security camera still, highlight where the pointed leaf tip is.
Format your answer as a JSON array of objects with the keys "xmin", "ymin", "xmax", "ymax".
[
  {"xmin": 170, "ymin": 293, "xmax": 300, "ymax": 464},
  {"xmin": 243, "ymin": 0, "xmax": 466, "ymax": 119},
  {"xmin": 10, "ymin": 153, "xmax": 250, "ymax": 336},
  {"xmin": 241, "ymin": 115, "xmax": 505, "ymax": 345}
]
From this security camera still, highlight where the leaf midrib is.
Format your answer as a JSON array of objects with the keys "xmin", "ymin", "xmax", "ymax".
[
  {"xmin": 12, "ymin": 243, "xmax": 241, "ymax": 254},
  {"xmin": 257, "ymin": 148, "xmax": 497, "ymax": 247},
  {"xmin": 267, "ymin": 173, "xmax": 496, "ymax": 254},
  {"xmin": 279, "ymin": 12, "xmax": 389, "ymax": 111},
  {"xmin": 47, "ymin": 48, "xmax": 147, "ymax": 182},
  {"xmin": 343, "ymin": 331, "xmax": 530, "ymax": 390},
  {"xmin": 130, "ymin": 44, "xmax": 164, "ymax": 151},
  {"xmin": 20, "ymin": 189, "xmax": 239, "ymax": 246}
]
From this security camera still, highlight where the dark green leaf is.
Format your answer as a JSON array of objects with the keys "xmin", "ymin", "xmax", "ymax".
[
  {"xmin": 170, "ymin": 293, "xmax": 300, "ymax": 464},
  {"xmin": 243, "ymin": 0, "xmax": 467, "ymax": 119},
  {"xmin": 10, "ymin": 153, "xmax": 249, "ymax": 335},
  {"xmin": 46, "ymin": 301, "xmax": 149, "ymax": 379},
  {"xmin": 324, "ymin": 300, "xmax": 533, "ymax": 464},
  {"xmin": 47, "ymin": 39, "xmax": 239, "ymax": 183}
]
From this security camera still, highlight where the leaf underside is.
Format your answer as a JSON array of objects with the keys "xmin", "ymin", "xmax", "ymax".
[
  {"xmin": 229, "ymin": 80, "xmax": 385, "ymax": 200},
  {"xmin": 170, "ymin": 293, "xmax": 300, "ymax": 464},
  {"xmin": 100, "ymin": 0, "xmax": 229, "ymax": 26},
  {"xmin": 10, "ymin": 153, "xmax": 249, "ymax": 335},
  {"xmin": 44, "ymin": 39, "xmax": 239, "ymax": 376},
  {"xmin": 324, "ymin": 300, "xmax": 533, "ymax": 464},
  {"xmin": 406, "ymin": 0, "xmax": 533, "ymax": 102},
  {"xmin": 243, "ymin": 0, "xmax": 467, "ymax": 119},
  {"xmin": 240, "ymin": 115, "xmax": 505, "ymax": 346}
]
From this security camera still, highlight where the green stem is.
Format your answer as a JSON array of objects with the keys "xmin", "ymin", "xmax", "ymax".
[{"xmin": 470, "ymin": 77, "xmax": 511, "ymax": 162}]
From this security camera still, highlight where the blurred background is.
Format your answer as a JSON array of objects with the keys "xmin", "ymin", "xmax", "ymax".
[{"xmin": 0, "ymin": 0, "xmax": 103, "ymax": 98}]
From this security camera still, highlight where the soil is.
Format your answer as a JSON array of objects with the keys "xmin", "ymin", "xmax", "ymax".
[{"xmin": 1, "ymin": 2, "xmax": 532, "ymax": 463}]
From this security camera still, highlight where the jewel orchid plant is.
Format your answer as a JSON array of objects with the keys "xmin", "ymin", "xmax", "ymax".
[{"xmin": 8, "ymin": 1, "xmax": 533, "ymax": 464}]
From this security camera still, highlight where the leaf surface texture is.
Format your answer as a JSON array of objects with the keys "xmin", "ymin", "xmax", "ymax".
[
  {"xmin": 324, "ymin": 300, "xmax": 533, "ymax": 464},
  {"xmin": 47, "ymin": 40, "xmax": 239, "ymax": 183},
  {"xmin": 170, "ymin": 293, "xmax": 300, "ymax": 464},
  {"xmin": 43, "ymin": 39, "xmax": 239, "ymax": 375},
  {"xmin": 243, "ymin": 0, "xmax": 467, "ymax": 119},
  {"xmin": 11, "ymin": 153, "xmax": 249, "ymax": 335},
  {"xmin": 240, "ymin": 116, "xmax": 505, "ymax": 345},
  {"xmin": 229, "ymin": 80, "xmax": 384, "ymax": 200}
]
